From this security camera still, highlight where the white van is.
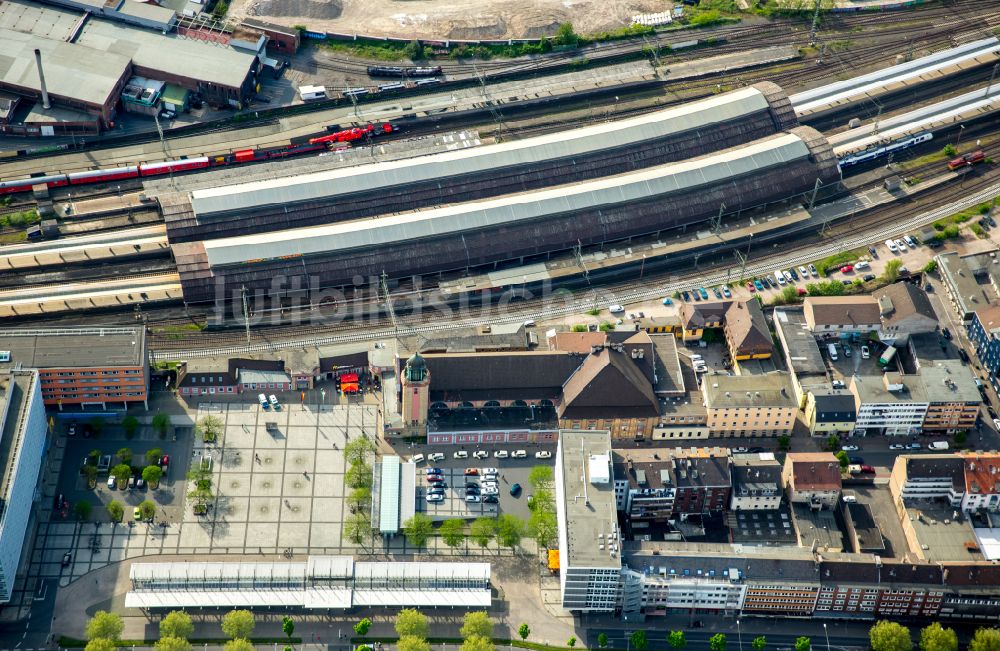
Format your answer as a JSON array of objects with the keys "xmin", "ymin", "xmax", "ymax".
[
  {"xmin": 268, "ymin": 394, "xmax": 281, "ymax": 410},
  {"xmin": 411, "ymin": 454, "xmax": 425, "ymax": 464},
  {"xmin": 886, "ymin": 239, "xmax": 898, "ymax": 253},
  {"xmin": 827, "ymin": 343, "xmax": 839, "ymax": 361},
  {"xmin": 258, "ymin": 393, "xmax": 270, "ymax": 409},
  {"xmin": 512, "ymin": 450, "xmax": 527, "ymax": 458},
  {"xmin": 928, "ymin": 441, "xmax": 950, "ymax": 451},
  {"xmin": 904, "ymin": 235, "xmax": 917, "ymax": 248},
  {"xmin": 775, "ymin": 271, "xmax": 786, "ymax": 285},
  {"xmin": 854, "ymin": 261, "xmax": 870, "ymax": 270}
]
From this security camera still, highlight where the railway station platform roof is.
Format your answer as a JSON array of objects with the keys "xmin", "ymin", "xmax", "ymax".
[
  {"xmin": 791, "ymin": 37, "xmax": 1000, "ymax": 118},
  {"xmin": 199, "ymin": 131, "xmax": 815, "ymax": 267},
  {"xmin": 189, "ymin": 85, "xmax": 783, "ymax": 218}
]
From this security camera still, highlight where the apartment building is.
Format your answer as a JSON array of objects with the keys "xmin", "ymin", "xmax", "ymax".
[
  {"xmin": 888, "ymin": 455, "xmax": 964, "ymax": 505},
  {"xmin": 702, "ymin": 373, "xmax": 799, "ymax": 437},
  {"xmin": 0, "ymin": 370, "xmax": 47, "ymax": 603},
  {"xmin": 783, "ymin": 452, "xmax": 842, "ymax": 509},
  {"xmin": 672, "ymin": 449, "xmax": 732, "ymax": 515},
  {"xmin": 804, "ymin": 390, "xmax": 857, "ymax": 436},
  {"xmin": 612, "ymin": 451, "xmax": 676, "ymax": 522},
  {"xmin": 849, "ymin": 373, "xmax": 928, "ymax": 436},
  {"xmin": 959, "ymin": 452, "xmax": 1000, "ymax": 512},
  {"xmin": 874, "ymin": 283, "xmax": 939, "ymax": 345},
  {"xmin": 679, "ymin": 300, "xmax": 773, "ymax": 362},
  {"xmin": 803, "ymin": 296, "xmax": 881, "ymax": 334},
  {"xmin": 919, "ymin": 361, "xmax": 981, "ymax": 433},
  {"xmin": 0, "ymin": 328, "xmax": 148, "ymax": 409},
  {"xmin": 968, "ymin": 304, "xmax": 1000, "ymax": 392},
  {"xmin": 730, "ymin": 454, "xmax": 782, "ymax": 511},
  {"xmin": 936, "ymin": 250, "xmax": 1000, "ymax": 323},
  {"xmin": 555, "ymin": 430, "xmax": 621, "ymax": 612}
]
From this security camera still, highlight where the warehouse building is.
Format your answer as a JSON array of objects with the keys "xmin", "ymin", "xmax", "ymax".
[
  {"xmin": 166, "ymin": 83, "xmax": 800, "ymax": 242},
  {"xmin": 0, "ymin": 327, "xmax": 148, "ymax": 409},
  {"xmin": 0, "ymin": 370, "xmax": 47, "ymax": 604},
  {"xmin": 174, "ymin": 127, "xmax": 841, "ymax": 305}
]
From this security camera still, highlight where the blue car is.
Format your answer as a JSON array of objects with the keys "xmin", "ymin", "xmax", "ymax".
[
  {"xmin": 426, "ymin": 467, "xmax": 443, "ymax": 476},
  {"xmin": 722, "ymin": 286, "xmax": 732, "ymax": 298},
  {"xmin": 699, "ymin": 287, "xmax": 709, "ymax": 300},
  {"xmin": 754, "ymin": 279, "xmax": 764, "ymax": 291},
  {"xmin": 713, "ymin": 287, "xmax": 722, "ymax": 299},
  {"xmin": 681, "ymin": 291, "xmax": 691, "ymax": 301},
  {"xmin": 662, "ymin": 298, "xmax": 673, "ymax": 306}
]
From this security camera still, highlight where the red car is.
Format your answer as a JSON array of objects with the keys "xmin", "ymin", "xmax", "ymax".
[
  {"xmin": 860, "ymin": 465, "xmax": 876, "ymax": 474},
  {"xmin": 841, "ymin": 265, "xmax": 854, "ymax": 273},
  {"xmin": 160, "ymin": 455, "xmax": 170, "ymax": 468},
  {"xmin": 746, "ymin": 282, "xmax": 756, "ymax": 293},
  {"xmin": 797, "ymin": 287, "xmax": 807, "ymax": 296}
]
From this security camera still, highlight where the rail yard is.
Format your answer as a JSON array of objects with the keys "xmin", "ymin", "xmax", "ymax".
[{"xmin": 1, "ymin": 2, "xmax": 1000, "ymax": 354}]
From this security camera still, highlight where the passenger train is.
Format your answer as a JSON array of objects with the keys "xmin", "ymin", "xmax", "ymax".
[
  {"xmin": 366, "ymin": 65, "xmax": 443, "ymax": 78},
  {"xmin": 837, "ymin": 131, "xmax": 934, "ymax": 168},
  {"xmin": 0, "ymin": 123, "xmax": 395, "ymax": 195}
]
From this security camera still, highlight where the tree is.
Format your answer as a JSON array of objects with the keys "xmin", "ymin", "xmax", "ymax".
[
  {"xmin": 461, "ymin": 637, "xmax": 494, "ymax": 651},
  {"xmin": 223, "ymin": 640, "xmax": 255, "ymax": 651},
  {"xmin": 75, "ymin": 500, "xmax": 93, "ymax": 521},
  {"xmin": 106, "ymin": 500, "xmax": 124, "ymax": 523},
  {"xmin": 344, "ymin": 512, "xmax": 371, "ymax": 545},
  {"xmin": 870, "ymin": 621, "xmax": 912, "ymax": 651},
  {"xmin": 440, "ymin": 519, "xmax": 466, "ymax": 549},
  {"xmin": 470, "ymin": 517, "xmax": 497, "ymax": 550},
  {"xmin": 518, "ymin": 624, "xmax": 530, "ymax": 640},
  {"xmin": 398, "ymin": 637, "xmax": 431, "ymax": 651},
  {"xmin": 402, "ymin": 513, "xmax": 434, "ymax": 547},
  {"xmin": 345, "ymin": 462, "xmax": 373, "ymax": 490},
  {"xmin": 795, "ymin": 637, "xmax": 810, "ymax": 651},
  {"xmin": 221, "ymin": 610, "xmax": 255, "ymax": 640},
  {"xmin": 282, "ymin": 616, "xmax": 295, "ymax": 641},
  {"xmin": 753, "ymin": 637, "xmax": 767, "ymax": 651},
  {"xmin": 710, "ymin": 634, "xmax": 727, "ymax": 651},
  {"xmin": 145, "ymin": 447, "xmax": 164, "ymax": 465},
  {"xmin": 529, "ymin": 509, "xmax": 557, "ymax": 549},
  {"xmin": 211, "ymin": 0, "xmax": 228, "ymax": 18},
  {"xmin": 668, "ymin": 631, "xmax": 686, "ymax": 649},
  {"xmin": 122, "ymin": 415, "xmax": 139, "ymax": 439},
  {"xmin": 156, "ymin": 637, "xmax": 193, "ymax": 651},
  {"xmin": 496, "ymin": 514, "xmax": 526, "ymax": 551},
  {"xmin": 160, "ymin": 611, "xmax": 194, "ymax": 639},
  {"xmin": 826, "ymin": 435, "xmax": 840, "ymax": 451},
  {"xmin": 151, "ymin": 412, "xmax": 171, "ymax": 438},
  {"xmin": 630, "ymin": 631, "xmax": 648, "ymax": 651},
  {"xmin": 116, "ymin": 447, "xmax": 133, "ymax": 465},
  {"xmin": 196, "ymin": 415, "xmax": 224, "ymax": 443},
  {"xmin": 86, "ymin": 641, "xmax": 117, "ymax": 651},
  {"xmin": 139, "ymin": 500, "xmax": 156, "ymax": 522},
  {"xmin": 83, "ymin": 464, "xmax": 98, "ymax": 488},
  {"xmin": 567, "ymin": 639, "xmax": 576, "ymax": 648},
  {"xmin": 143, "ymin": 465, "xmax": 164, "ymax": 489},
  {"xmin": 554, "ymin": 22, "xmax": 578, "ymax": 46},
  {"xmin": 344, "ymin": 437, "xmax": 377, "ymax": 465},
  {"xmin": 348, "ymin": 487, "xmax": 371, "ymax": 512},
  {"xmin": 598, "ymin": 634, "xmax": 609, "ymax": 649},
  {"xmin": 943, "ymin": 144, "xmax": 957, "ymax": 157},
  {"xmin": 111, "ymin": 463, "xmax": 132, "ymax": 488},
  {"xmin": 781, "ymin": 285, "xmax": 799, "ymax": 304},
  {"xmin": 86, "ymin": 611, "xmax": 123, "ymax": 641},
  {"xmin": 403, "ymin": 39, "xmax": 424, "ymax": 60},
  {"xmin": 919, "ymin": 624, "xmax": 957, "ymax": 651},
  {"xmin": 835, "ymin": 450, "xmax": 850, "ymax": 469},
  {"xmin": 528, "ymin": 466, "xmax": 554, "ymax": 490},
  {"xmin": 461, "ymin": 611, "xmax": 493, "ymax": 640},
  {"xmin": 968, "ymin": 628, "xmax": 1000, "ymax": 651},
  {"xmin": 354, "ymin": 618, "xmax": 372, "ymax": 637},
  {"xmin": 395, "ymin": 608, "xmax": 430, "ymax": 639},
  {"xmin": 882, "ymin": 259, "xmax": 903, "ymax": 283},
  {"xmin": 922, "ymin": 259, "xmax": 938, "ymax": 274}
]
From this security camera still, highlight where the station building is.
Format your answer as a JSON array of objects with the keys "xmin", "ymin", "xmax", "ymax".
[{"xmin": 0, "ymin": 327, "xmax": 148, "ymax": 409}]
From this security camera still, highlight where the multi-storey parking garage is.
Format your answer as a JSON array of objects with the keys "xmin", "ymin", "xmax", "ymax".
[
  {"xmin": 162, "ymin": 83, "xmax": 799, "ymax": 243},
  {"xmin": 173, "ymin": 126, "xmax": 841, "ymax": 305}
]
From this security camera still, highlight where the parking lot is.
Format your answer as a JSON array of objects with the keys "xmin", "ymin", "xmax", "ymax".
[{"xmin": 418, "ymin": 467, "xmax": 499, "ymax": 519}]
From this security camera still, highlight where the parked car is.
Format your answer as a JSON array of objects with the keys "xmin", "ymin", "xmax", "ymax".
[
  {"xmin": 889, "ymin": 444, "xmax": 906, "ymax": 450},
  {"xmin": 841, "ymin": 445, "xmax": 860, "ymax": 451},
  {"xmin": 535, "ymin": 451, "xmax": 552, "ymax": 459},
  {"xmin": 494, "ymin": 450, "xmax": 509, "ymax": 459},
  {"xmin": 789, "ymin": 268, "xmax": 799, "ymax": 281},
  {"xmin": 942, "ymin": 327, "xmax": 952, "ymax": 340},
  {"xmin": 722, "ymin": 286, "xmax": 732, "ymax": 298},
  {"xmin": 855, "ymin": 261, "xmax": 870, "ymax": 270},
  {"xmin": 510, "ymin": 483, "xmax": 522, "ymax": 496},
  {"xmin": 512, "ymin": 450, "xmax": 527, "ymax": 458},
  {"xmin": 798, "ymin": 265, "xmax": 809, "ymax": 278},
  {"xmin": 861, "ymin": 346, "xmax": 870, "ymax": 359},
  {"xmin": 428, "ymin": 452, "xmax": 445, "ymax": 462},
  {"xmin": 429, "ymin": 481, "xmax": 447, "ymax": 489},
  {"xmin": 426, "ymin": 474, "xmax": 444, "ymax": 483},
  {"xmin": 426, "ymin": 494, "xmax": 445, "ymax": 503},
  {"xmin": 863, "ymin": 274, "xmax": 876, "ymax": 282},
  {"xmin": 483, "ymin": 495, "xmax": 499, "ymax": 504},
  {"xmin": 454, "ymin": 450, "xmax": 469, "ymax": 459},
  {"xmin": 662, "ymin": 298, "xmax": 673, "ymax": 305},
  {"xmin": 465, "ymin": 495, "xmax": 481, "ymax": 503},
  {"xmin": 682, "ymin": 291, "xmax": 691, "ymax": 301},
  {"xmin": 699, "ymin": 288, "xmax": 709, "ymax": 300},
  {"xmin": 160, "ymin": 455, "xmax": 170, "ymax": 470},
  {"xmin": 61, "ymin": 552, "xmax": 72, "ymax": 567},
  {"xmin": 732, "ymin": 447, "xmax": 749, "ymax": 453},
  {"xmin": 107, "ymin": 475, "xmax": 117, "ymax": 489},
  {"xmin": 849, "ymin": 456, "xmax": 863, "ymax": 464},
  {"xmin": 868, "ymin": 246, "xmax": 878, "ymax": 257},
  {"xmin": 268, "ymin": 394, "xmax": 281, "ymax": 410},
  {"xmin": 907, "ymin": 443, "xmax": 923, "ymax": 450},
  {"xmin": 258, "ymin": 393, "xmax": 270, "ymax": 410},
  {"xmin": 713, "ymin": 287, "xmax": 722, "ymax": 299},
  {"xmin": 746, "ymin": 282, "xmax": 756, "ymax": 293},
  {"xmin": 473, "ymin": 450, "xmax": 489, "ymax": 459},
  {"xmin": 411, "ymin": 454, "xmax": 425, "ymax": 464},
  {"xmin": 481, "ymin": 485, "xmax": 499, "ymax": 495},
  {"xmin": 480, "ymin": 467, "xmax": 498, "ymax": 476},
  {"xmin": 464, "ymin": 467, "xmax": 479, "ymax": 475},
  {"xmin": 608, "ymin": 305, "xmax": 625, "ymax": 313},
  {"xmin": 840, "ymin": 265, "xmax": 854, "ymax": 273},
  {"xmin": 754, "ymin": 280, "xmax": 764, "ymax": 291},
  {"xmin": 426, "ymin": 467, "xmax": 443, "ymax": 475},
  {"xmin": 809, "ymin": 263, "xmax": 818, "ymax": 275}
]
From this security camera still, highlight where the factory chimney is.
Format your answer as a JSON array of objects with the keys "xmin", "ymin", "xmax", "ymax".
[{"xmin": 33, "ymin": 49, "xmax": 51, "ymax": 110}]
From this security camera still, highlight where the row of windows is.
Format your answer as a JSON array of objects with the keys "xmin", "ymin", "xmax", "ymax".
[
  {"xmin": 42, "ymin": 391, "xmax": 144, "ymax": 398},
  {"xmin": 49, "ymin": 369, "xmax": 142, "ymax": 376}
]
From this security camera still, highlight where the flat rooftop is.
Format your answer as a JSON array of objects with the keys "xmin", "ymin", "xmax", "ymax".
[
  {"xmin": 773, "ymin": 308, "xmax": 827, "ymax": 378},
  {"xmin": 937, "ymin": 251, "xmax": 996, "ymax": 316},
  {"xmin": 792, "ymin": 504, "xmax": 844, "ymax": 553},
  {"xmin": 730, "ymin": 505, "xmax": 797, "ymax": 545},
  {"xmin": 651, "ymin": 334, "xmax": 684, "ymax": 395},
  {"xmin": 703, "ymin": 372, "xmax": 797, "ymax": 409},
  {"xmin": 846, "ymin": 502, "xmax": 885, "ymax": 553},
  {"xmin": 906, "ymin": 506, "xmax": 982, "ymax": 562},
  {"xmin": 559, "ymin": 430, "xmax": 620, "ymax": 569},
  {"xmin": 0, "ymin": 327, "xmax": 146, "ymax": 369}
]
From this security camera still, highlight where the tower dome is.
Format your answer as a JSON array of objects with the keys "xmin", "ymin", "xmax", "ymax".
[{"xmin": 404, "ymin": 351, "xmax": 428, "ymax": 383}]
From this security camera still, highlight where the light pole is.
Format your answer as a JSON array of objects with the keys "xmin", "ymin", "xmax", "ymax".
[
  {"xmin": 956, "ymin": 124, "xmax": 966, "ymax": 149},
  {"xmin": 737, "ymin": 619, "xmax": 743, "ymax": 651},
  {"xmin": 823, "ymin": 622, "xmax": 830, "ymax": 651}
]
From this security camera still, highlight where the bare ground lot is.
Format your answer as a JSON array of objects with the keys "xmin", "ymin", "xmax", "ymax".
[{"xmin": 230, "ymin": 0, "xmax": 672, "ymax": 40}]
